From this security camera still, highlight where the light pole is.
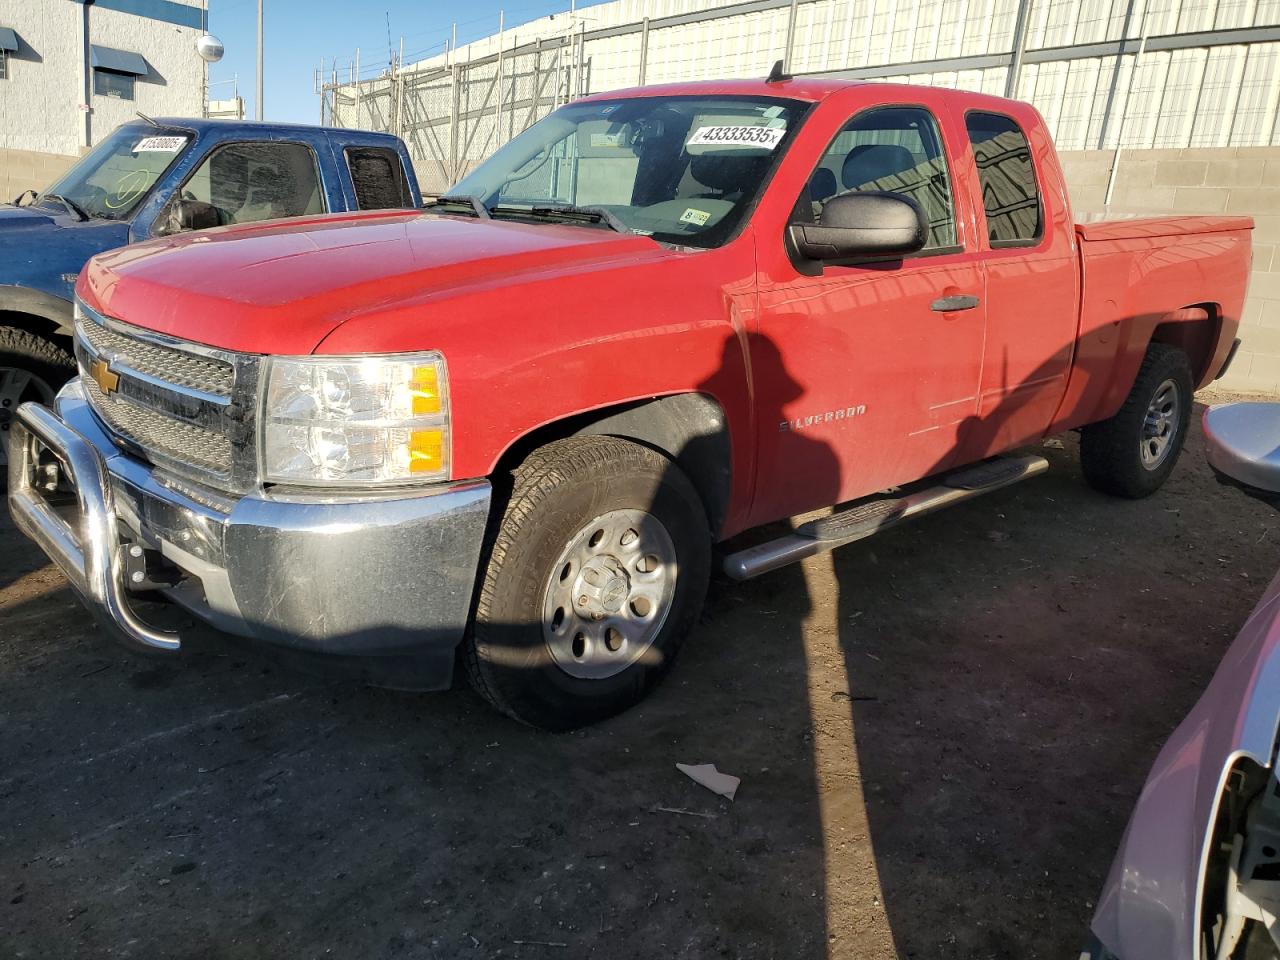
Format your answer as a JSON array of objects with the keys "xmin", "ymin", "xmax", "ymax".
[{"xmin": 256, "ymin": 0, "xmax": 264, "ymax": 120}]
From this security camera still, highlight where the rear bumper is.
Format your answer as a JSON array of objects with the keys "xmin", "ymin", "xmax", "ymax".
[{"xmin": 7, "ymin": 380, "xmax": 491, "ymax": 681}]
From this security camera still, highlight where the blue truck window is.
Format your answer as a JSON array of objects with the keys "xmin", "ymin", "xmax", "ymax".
[
  {"xmin": 345, "ymin": 146, "xmax": 413, "ymax": 210},
  {"xmin": 179, "ymin": 141, "xmax": 325, "ymax": 227}
]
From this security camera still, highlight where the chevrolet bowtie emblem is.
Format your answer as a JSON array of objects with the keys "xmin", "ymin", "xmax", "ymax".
[{"xmin": 89, "ymin": 357, "xmax": 120, "ymax": 396}]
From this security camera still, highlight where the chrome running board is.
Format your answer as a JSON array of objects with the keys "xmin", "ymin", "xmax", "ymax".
[{"xmin": 722, "ymin": 454, "xmax": 1049, "ymax": 580}]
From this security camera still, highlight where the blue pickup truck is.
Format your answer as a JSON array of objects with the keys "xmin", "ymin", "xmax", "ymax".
[{"xmin": 0, "ymin": 117, "xmax": 421, "ymax": 468}]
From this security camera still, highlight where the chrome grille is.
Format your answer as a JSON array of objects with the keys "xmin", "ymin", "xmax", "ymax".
[
  {"xmin": 79, "ymin": 316, "xmax": 234, "ymax": 398},
  {"xmin": 74, "ymin": 301, "xmax": 258, "ymax": 494},
  {"xmin": 83, "ymin": 374, "xmax": 233, "ymax": 477}
]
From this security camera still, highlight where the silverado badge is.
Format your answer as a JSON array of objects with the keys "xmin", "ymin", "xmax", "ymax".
[{"xmin": 89, "ymin": 357, "xmax": 120, "ymax": 396}]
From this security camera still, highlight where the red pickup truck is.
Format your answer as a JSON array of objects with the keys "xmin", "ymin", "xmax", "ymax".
[{"xmin": 8, "ymin": 77, "xmax": 1252, "ymax": 729}]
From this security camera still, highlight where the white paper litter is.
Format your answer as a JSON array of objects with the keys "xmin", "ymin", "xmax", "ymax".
[{"xmin": 676, "ymin": 762, "xmax": 741, "ymax": 801}]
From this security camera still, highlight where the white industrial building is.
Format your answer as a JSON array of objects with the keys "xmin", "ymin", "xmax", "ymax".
[
  {"xmin": 325, "ymin": 0, "xmax": 1280, "ymax": 392},
  {"xmin": 0, "ymin": 0, "xmax": 208, "ymax": 199}
]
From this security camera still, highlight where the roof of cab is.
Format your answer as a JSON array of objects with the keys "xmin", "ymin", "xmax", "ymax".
[
  {"xmin": 134, "ymin": 117, "xmax": 406, "ymax": 143},
  {"xmin": 578, "ymin": 77, "xmax": 1032, "ymax": 112},
  {"xmin": 579, "ymin": 77, "xmax": 863, "ymax": 103}
]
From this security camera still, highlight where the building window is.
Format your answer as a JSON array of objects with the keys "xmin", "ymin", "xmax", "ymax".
[
  {"xmin": 0, "ymin": 49, "xmax": 7, "ymax": 81},
  {"xmin": 94, "ymin": 69, "xmax": 135, "ymax": 100}
]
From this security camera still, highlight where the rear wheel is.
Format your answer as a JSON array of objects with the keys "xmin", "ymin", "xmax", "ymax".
[
  {"xmin": 1080, "ymin": 343, "xmax": 1194, "ymax": 498},
  {"xmin": 464, "ymin": 436, "xmax": 711, "ymax": 730},
  {"xmin": 0, "ymin": 326, "xmax": 75, "ymax": 476}
]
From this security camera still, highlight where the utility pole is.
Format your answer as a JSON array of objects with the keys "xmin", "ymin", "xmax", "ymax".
[{"xmin": 255, "ymin": 0, "xmax": 264, "ymax": 120}]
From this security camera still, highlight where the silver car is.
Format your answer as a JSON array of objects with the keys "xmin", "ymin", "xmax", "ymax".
[{"xmin": 1084, "ymin": 402, "xmax": 1280, "ymax": 960}]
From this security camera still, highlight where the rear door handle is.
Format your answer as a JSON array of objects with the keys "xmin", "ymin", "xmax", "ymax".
[{"xmin": 931, "ymin": 294, "xmax": 981, "ymax": 312}]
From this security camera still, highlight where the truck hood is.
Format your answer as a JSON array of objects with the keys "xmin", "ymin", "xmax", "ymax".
[{"xmin": 80, "ymin": 210, "xmax": 671, "ymax": 355}]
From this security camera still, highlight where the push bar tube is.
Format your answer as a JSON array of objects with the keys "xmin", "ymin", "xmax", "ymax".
[{"xmin": 6, "ymin": 401, "xmax": 180, "ymax": 653}]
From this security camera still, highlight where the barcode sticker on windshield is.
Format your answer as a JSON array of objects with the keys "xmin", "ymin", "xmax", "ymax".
[
  {"xmin": 133, "ymin": 136, "xmax": 185, "ymax": 153},
  {"xmin": 687, "ymin": 125, "xmax": 784, "ymax": 150}
]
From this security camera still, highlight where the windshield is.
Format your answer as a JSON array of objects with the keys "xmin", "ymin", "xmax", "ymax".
[
  {"xmin": 448, "ymin": 95, "xmax": 807, "ymax": 247},
  {"xmin": 40, "ymin": 125, "xmax": 192, "ymax": 221}
]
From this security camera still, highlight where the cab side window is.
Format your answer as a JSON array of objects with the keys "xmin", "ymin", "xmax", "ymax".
[
  {"xmin": 345, "ymin": 146, "xmax": 413, "ymax": 210},
  {"xmin": 179, "ymin": 142, "xmax": 325, "ymax": 228},
  {"xmin": 965, "ymin": 112, "xmax": 1042, "ymax": 246},
  {"xmin": 804, "ymin": 106, "xmax": 957, "ymax": 251}
]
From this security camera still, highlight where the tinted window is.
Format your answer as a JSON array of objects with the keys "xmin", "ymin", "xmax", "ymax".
[
  {"xmin": 805, "ymin": 106, "xmax": 957, "ymax": 251},
  {"xmin": 965, "ymin": 112, "xmax": 1042, "ymax": 246},
  {"xmin": 94, "ymin": 69, "xmax": 134, "ymax": 101},
  {"xmin": 346, "ymin": 146, "xmax": 413, "ymax": 210},
  {"xmin": 178, "ymin": 141, "xmax": 325, "ymax": 228}
]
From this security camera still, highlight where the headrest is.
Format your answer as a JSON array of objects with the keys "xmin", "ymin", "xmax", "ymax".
[
  {"xmin": 808, "ymin": 168, "xmax": 838, "ymax": 203},
  {"xmin": 841, "ymin": 144, "xmax": 916, "ymax": 190},
  {"xmin": 689, "ymin": 153, "xmax": 769, "ymax": 193}
]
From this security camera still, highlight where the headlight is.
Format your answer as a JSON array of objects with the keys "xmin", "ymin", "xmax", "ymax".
[{"xmin": 260, "ymin": 352, "xmax": 450, "ymax": 486}]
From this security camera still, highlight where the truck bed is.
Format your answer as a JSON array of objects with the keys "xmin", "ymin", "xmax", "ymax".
[{"xmin": 1050, "ymin": 213, "xmax": 1254, "ymax": 433}]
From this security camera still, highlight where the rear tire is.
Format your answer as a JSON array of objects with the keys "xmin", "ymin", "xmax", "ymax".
[
  {"xmin": 0, "ymin": 326, "xmax": 76, "ymax": 475},
  {"xmin": 464, "ymin": 436, "xmax": 711, "ymax": 731},
  {"xmin": 1080, "ymin": 343, "xmax": 1193, "ymax": 499}
]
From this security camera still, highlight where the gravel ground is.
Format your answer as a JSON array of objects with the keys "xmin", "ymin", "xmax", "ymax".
[{"xmin": 2, "ymin": 389, "xmax": 1277, "ymax": 960}]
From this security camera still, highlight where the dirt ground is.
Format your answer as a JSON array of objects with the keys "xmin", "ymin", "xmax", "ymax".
[{"xmin": 2, "ymin": 389, "xmax": 1278, "ymax": 960}]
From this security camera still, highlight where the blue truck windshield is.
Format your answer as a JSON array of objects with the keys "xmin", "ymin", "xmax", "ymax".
[{"xmin": 40, "ymin": 126, "xmax": 192, "ymax": 221}]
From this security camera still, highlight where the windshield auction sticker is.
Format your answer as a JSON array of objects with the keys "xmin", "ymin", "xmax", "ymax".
[
  {"xmin": 132, "ymin": 136, "xmax": 186, "ymax": 153},
  {"xmin": 687, "ymin": 125, "xmax": 784, "ymax": 149}
]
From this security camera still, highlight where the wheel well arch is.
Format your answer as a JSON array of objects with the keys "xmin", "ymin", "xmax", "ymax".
[
  {"xmin": 0, "ymin": 285, "xmax": 76, "ymax": 354},
  {"xmin": 487, "ymin": 393, "xmax": 733, "ymax": 537},
  {"xmin": 1149, "ymin": 302, "xmax": 1221, "ymax": 385}
]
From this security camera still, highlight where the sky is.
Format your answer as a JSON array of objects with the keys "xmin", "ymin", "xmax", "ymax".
[{"xmin": 206, "ymin": 0, "xmax": 592, "ymax": 123}]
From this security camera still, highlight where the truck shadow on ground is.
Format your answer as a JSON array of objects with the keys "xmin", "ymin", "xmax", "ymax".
[{"xmin": 0, "ymin": 338, "xmax": 1277, "ymax": 959}]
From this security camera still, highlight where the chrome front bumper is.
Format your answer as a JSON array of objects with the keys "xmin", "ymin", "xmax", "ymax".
[{"xmin": 7, "ymin": 381, "xmax": 491, "ymax": 679}]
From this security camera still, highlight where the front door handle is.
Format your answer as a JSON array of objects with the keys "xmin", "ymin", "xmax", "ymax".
[{"xmin": 931, "ymin": 294, "xmax": 981, "ymax": 312}]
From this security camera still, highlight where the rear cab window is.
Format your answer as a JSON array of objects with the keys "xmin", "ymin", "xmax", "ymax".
[
  {"xmin": 345, "ymin": 146, "xmax": 414, "ymax": 210},
  {"xmin": 964, "ymin": 112, "xmax": 1043, "ymax": 247},
  {"xmin": 802, "ymin": 105, "xmax": 959, "ymax": 254}
]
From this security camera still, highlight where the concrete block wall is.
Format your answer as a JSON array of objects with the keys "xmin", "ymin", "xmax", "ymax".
[
  {"xmin": 0, "ymin": 0, "xmax": 204, "ymax": 158},
  {"xmin": 0, "ymin": 147, "xmax": 81, "ymax": 202},
  {"xmin": 1059, "ymin": 147, "xmax": 1280, "ymax": 396}
]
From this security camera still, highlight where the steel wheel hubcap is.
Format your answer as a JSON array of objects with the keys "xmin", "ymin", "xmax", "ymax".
[
  {"xmin": 1140, "ymin": 378, "xmax": 1180, "ymax": 470},
  {"xmin": 0, "ymin": 366, "xmax": 56, "ymax": 469},
  {"xmin": 543, "ymin": 508, "xmax": 677, "ymax": 680}
]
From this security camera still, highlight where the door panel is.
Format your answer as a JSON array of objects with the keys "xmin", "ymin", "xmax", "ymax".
[
  {"xmin": 751, "ymin": 105, "xmax": 987, "ymax": 525},
  {"xmin": 960, "ymin": 110, "xmax": 1079, "ymax": 458}
]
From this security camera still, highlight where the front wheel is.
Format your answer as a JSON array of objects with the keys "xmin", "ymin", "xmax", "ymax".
[
  {"xmin": 0, "ymin": 326, "xmax": 76, "ymax": 477},
  {"xmin": 1080, "ymin": 343, "xmax": 1194, "ymax": 499},
  {"xmin": 464, "ymin": 436, "xmax": 711, "ymax": 730}
]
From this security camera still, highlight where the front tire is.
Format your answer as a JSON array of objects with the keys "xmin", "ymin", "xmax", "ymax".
[
  {"xmin": 1080, "ymin": 343, "xmax": 1194, "ymax": 498},
  {"xmin": 464, "ymin": 436, "xmax": 711, "ymax": 730},
  {"xmin": 0, "ymin": 326, "xmax": 76, "ymax": 476}
]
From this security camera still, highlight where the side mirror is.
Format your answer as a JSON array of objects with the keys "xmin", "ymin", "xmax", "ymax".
[
  {"xmin": 160, "ymin": 198, "xmax": 221, "ymax": 235},
  {"xmin": 789, "ymin": 191, "xmax": 927, "ymax": 263},
  {"xmin": 1203, "ymin": 403, "xmax": 1280, "ymax": 507}
]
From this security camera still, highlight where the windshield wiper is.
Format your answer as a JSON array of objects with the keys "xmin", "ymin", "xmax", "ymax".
[
  {"xmin": 426, "ymin": 195, "xmax": 491, "ymax": 219},
  {"xmin": 496, "ymin": 204, "xmax": 629, "ymax": 234},
  {"xmin": 41, "ymin": 193, "xmax": 90, "ymax": 222}
]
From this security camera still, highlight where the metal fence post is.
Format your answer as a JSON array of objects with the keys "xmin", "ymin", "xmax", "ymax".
[
  {"xmin": 1004, "ymin": 0, "xmax": 1033, "ymax": 99},
  {"xmin": 449, "ymin": 62, "xmax": 461, "ymax": 183},
  {"xmin": 783, "ymin": 0, "xmax": 799, "ymax": 72},
  {"xmin": 496, "ymin": 11, "xmax": 505, "ymax": 146},
  {"xmin": 638, "ymin": 17, "xmax": 650, "ymax": 86}
]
